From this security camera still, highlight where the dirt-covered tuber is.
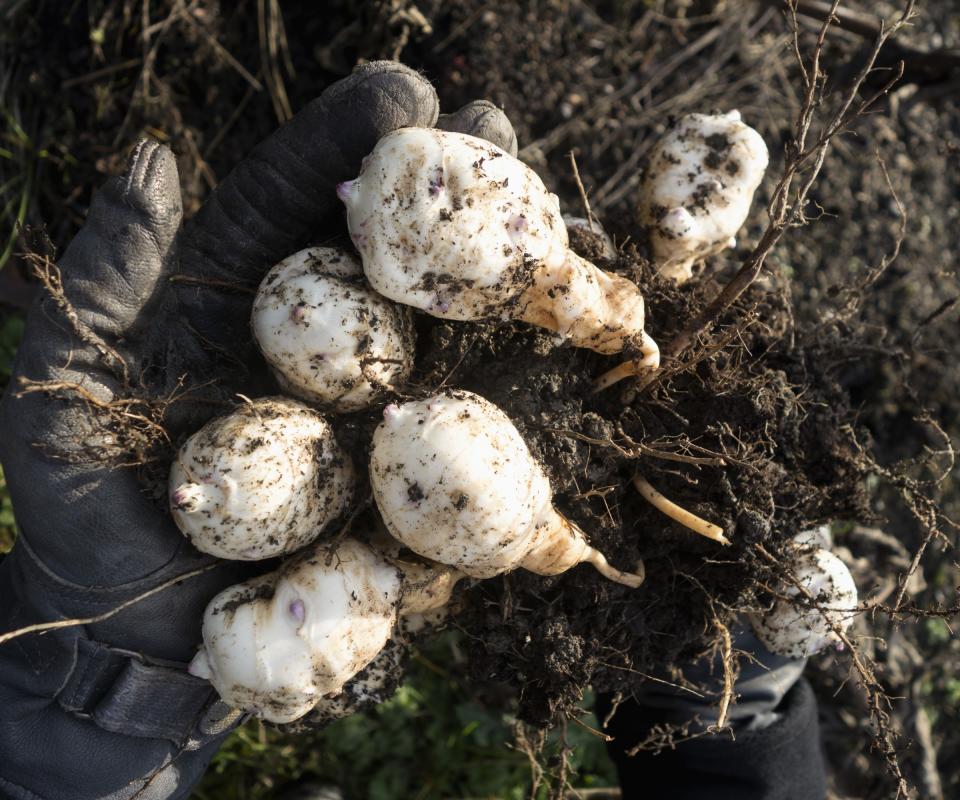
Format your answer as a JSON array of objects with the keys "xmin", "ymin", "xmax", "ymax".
[
  {"xmin": 338, "ymin": 127, "xmax": 659, "ymax": 366},
  {"xmin": 369, "ymin": 390, "xmax": 644, "ymax": 587},
  {"xmin": 188, "ymin": 538, "xmax": 457, "ymax": 724},
  {"xmin": 252, "ymin": 247, "xmax": 414, "ymax": 412},
  {"xmin": 749, "ymin": 531, "xmax": 858, "ymax": 658},
  {"xmin": 638, "ymin": 111, "xmax": 769, "ymax": 283},
  {"xmin": 169, "ymin": 397, "xmax": 354, "ymax": 560}
]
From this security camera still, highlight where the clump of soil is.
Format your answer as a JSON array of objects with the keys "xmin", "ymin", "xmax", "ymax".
[{"xmin": 403, "ymin": 230, "xmax": 872, "ymax": 725}]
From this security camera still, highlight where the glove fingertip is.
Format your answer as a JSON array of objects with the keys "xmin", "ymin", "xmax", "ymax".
[
  {"xmin": 438, "ymin": 100, "xmax": 518, "ymax": 156},
  {"xmin": 110, "ymin": 139, "xmax": 183, "ymax": 238},
  {"xmin": 332, "ymin": 60, "xmax": 440, "ymax": 130}
]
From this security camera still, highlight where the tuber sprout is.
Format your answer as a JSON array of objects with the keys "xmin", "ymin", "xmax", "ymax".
[
  {"xmin": 252, "ymin": 247, "xmax": 414, "ymax": 412},
  {"xmin": 169, "ymin": 397, "xmax": 354, "ymax": 560},
  {"xmin": 638, "ymin": 111, "xmax": 769, "ymax": 284},
  {"xmin": 188, "ymin": 537, "xmax": 457, "ymax": 724},
  {"xmin": 338, "ymin": 127, "xmax": 659, "ymax": 365},
  {"xmin": 369, "ymin": 390, "xmax": 644, "ymax": 587},
  {"xmin": 749, "ymin": 532, "xmax": 858, "ymax": 658}
]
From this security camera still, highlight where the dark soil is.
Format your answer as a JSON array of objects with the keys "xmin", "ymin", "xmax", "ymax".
[{"xmin": 3, "ymin": 2, "xmax": 959, "ymax": 798}]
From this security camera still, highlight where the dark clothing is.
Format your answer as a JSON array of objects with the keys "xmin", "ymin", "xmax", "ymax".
[{"xmin": 598, "ymin": 678, "xmax": 827, "ymax": 800}]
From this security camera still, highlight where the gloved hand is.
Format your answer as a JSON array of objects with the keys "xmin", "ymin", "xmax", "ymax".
[
  {"xmin": 597, "ymin": 621, "xmax": 827, "ymax": 800},
  {"xmin": 0, "ymin": 61, "xmax": 516, "ymax": 800}
]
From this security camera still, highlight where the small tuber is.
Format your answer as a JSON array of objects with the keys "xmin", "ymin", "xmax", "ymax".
[
  {"xmin": 169, "ymin": 397, "xmax": 354, "ymax": 560},
  {"xmin": 749, "ymin": 531, "xmax": 858, "ymax": 658},
  {"xmin": 338, "ymin": 127, "xmax": 659, "ymax": 366},
  {"xmin": 369, "ymin": 390, "xmax": 644, "ymax": 587},
  {"xmin": 638, "ymin": 111, "xmax": 769, "ymax": 284},
  {"xmin": 252, "ymin": 247, "xmax": 414, "ymax": 412},
  {"xmin": 594, "ymin": 111, "xmax": 769, "ymax": 392}
]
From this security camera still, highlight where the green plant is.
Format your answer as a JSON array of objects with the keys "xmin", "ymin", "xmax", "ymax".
[
  {"xmin": 194, "ymin": 631, "xmax": 616, "ymax": 799},
  {"xmin": 0, "ymin": 313, "xmax": 22, "ymax": 553}
]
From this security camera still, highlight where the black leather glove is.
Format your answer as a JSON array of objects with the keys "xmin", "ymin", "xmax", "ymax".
[
  {"xmin": 597, "ymin": 622, "xmax": 827, "ymax": 800},
  {"xmin": 0, "ymin": 62, "xmax": 516, "ymax": 800}
]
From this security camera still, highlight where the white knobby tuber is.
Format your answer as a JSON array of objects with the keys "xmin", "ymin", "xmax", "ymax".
[
  {"xmin": 252, "ymin": 247, "xmax": 414, "ymax": 412},
  {"xmin": 749, "ymin": 532, "xmax": 858, "ymax": 658},
  {"xmin": 188, "ymin": 537, "xmax": 458, "ymax": 724},
  {"xmin": 594, "ymin": 112, "xmax": 769, "ymax": 392},
  {"xmin": 169, "ymin": 397, "xmax": 354, "ymax": 560},
  {"xmin": 369, "ymin": 390, "xmax": 644, "ymax": 587},
  {"xmin": 338, "ymin": 127, "xmax": 659, "ymax": 366},
  {"xmin": 638, "ymin": 110, "xmax": 769, "ymax": 283}
]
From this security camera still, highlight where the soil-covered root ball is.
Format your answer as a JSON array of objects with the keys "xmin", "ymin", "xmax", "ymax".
[
  {"xmin": 168, "ymin": 397, "xmax": 354, "ymax": 560},
  {"xmin": 338, "ymin": 127, "xmax": 659, "ymax": 367},
  {"xmin": 251, "ymin": 247, "xmax": 414, "ymax": 412},
  {"xmin": 749, "ymin": 534, "xmax": 858, "ymax": 658},
  {"xmin": 369, "ymin": 390, "xmax": 644, "ymax": 587},
  {"xmin": 638, "ymin": 111, "xmax": 769, "ymax": 283},
  {"xmin": 188, "ymin": 538, "xmax": 456, "ymax": 724}
]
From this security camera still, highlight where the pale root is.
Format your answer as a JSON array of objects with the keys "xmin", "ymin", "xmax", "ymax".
[
  {"xmin": 369, "ymin": 391, "xmax": 644, "ymax": 587},
  {"xmin": 633, "ymin": 475, "xmax": 728, "ymax": 545},
  {"xmin": 168, "ymin": 397, "xmax": 354, "ymax": 560}
]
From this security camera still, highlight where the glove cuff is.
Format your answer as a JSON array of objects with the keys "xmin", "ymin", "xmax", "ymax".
[{"xmin": 58, "ymin": 637, "xmax": 242, "ymax": 746}]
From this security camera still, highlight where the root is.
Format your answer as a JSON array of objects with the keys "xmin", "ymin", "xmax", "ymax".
[
  {"xmin": 633, "ymin": 474, "xmax": 728, "ymax": 545},
  {"xmin": 710, "ymin": 614, "xmax": 735, "ymax": 733},
  {"xmin": 16, "ymin": 377, "xmax": 180, "ymax": 468},
  {"xmin": 26, "ymin": 252, "xmax": 131, "ymax": 387}
]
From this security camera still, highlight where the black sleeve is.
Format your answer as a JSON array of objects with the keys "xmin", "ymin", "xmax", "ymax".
[{"xmin": 597, "ymin": 678, "xmax": 827, "ymax": 800}]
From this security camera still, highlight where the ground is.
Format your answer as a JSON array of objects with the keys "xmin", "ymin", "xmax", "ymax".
[{"xmin": 1, "ymin": 2, "xmax": 958, "ymax": 799}]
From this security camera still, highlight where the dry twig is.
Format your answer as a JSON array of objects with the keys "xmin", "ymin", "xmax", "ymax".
[{"xmin": 629, "ymin": 0, "xmax": 917, "ymax": 399}]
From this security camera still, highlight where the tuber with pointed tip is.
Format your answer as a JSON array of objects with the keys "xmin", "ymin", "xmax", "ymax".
[
  {"xmin": 169, "ymin": 397, "xmax": 354, "ymax": 560},
  {"xmin": 339, "ymin": 127, "xmax": 659, "ymax": 365},
  {"xmin": 749, "ymin": 531, "xmax": 858, "ymax": 658},
  {"xmin": 369, "ymin": 390, "xmax": 644, "ymax": 587},
  {"xmin": 188, "ymin": 537, "xmax": 460, "ymax": 724},
  {"xmin": 252, "ymin": 247, "xmax": 414, "ymax": 412},
  {"xmin": 594, "ymin": 112, "xmax": 769, "ymax": 392},
  {"xmin": 638, "ymin": 110, "xmax": 769, "ymax": 283}
]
